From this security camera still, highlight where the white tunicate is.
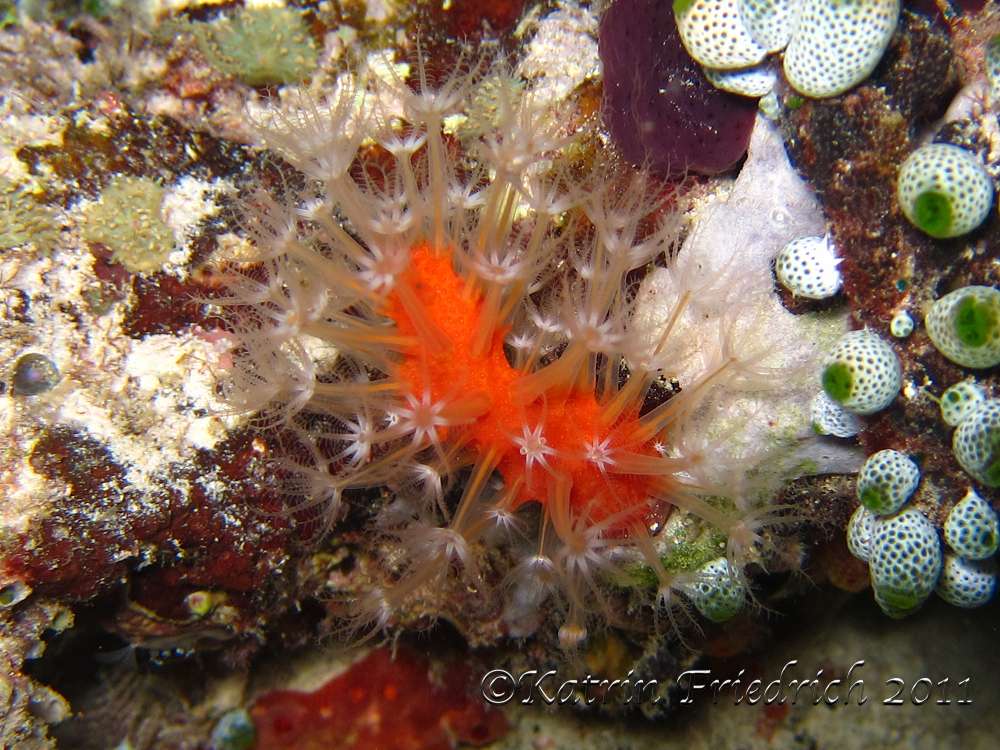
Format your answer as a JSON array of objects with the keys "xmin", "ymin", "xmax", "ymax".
[
  {"xmin": 783, "ymin": 0, "xmax": 900, "ymax": 99},
  {"xmin": 775, "ymin": 234, "xmax": 842, "ymax": 299},
  {"xmin": 675, "ymin": 0, "xmax": 768, "ymax": 69},
  {"xmin": 704, "ymin": 64, "xmax": 776, "ymax": 98},
  {"xmin": 889, "ymin": 310, "xmax": 913, "ymax": 338},
  {"xmin": 630, "ymin": 116, "xmax": 852, "ymax": 484},
  {"xmin": 939, "ymin": 380, "xmax": 985, "ymax": 428},
  {"xmin": 811, "ymin": 390, "xmax": 861, "ymax": 438}
]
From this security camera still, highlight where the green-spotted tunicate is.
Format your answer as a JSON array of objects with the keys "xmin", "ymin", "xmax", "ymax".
[
  {"xmin": 210, "ymin": 708, "xmax": 255, "ymax": 750},
  {"xmin": 740, "ymin": 0, "xmax": 797, "ymax": 52},
  {"xmin": 952, "ymin": 399, "xmax": 1000, "ymax": 488},
  {"xmin": 939, "ymin": 380, "xmax": 985, "ymax": 427},
  {"xmin": 704, "ymin": 65, "xmax": 776, "ymax": 98},
  {"xmin": 986, "ymin": 35, "xmax": 1000, "ymax": 110},
  {"xmin": 820, "ymin": 330, "xmax": 901, "ymax": 415},
  {"xmin": 683, "ymin": 557, "xmax": 747, "ymax": 623},
  {"xmin": 926, "ymin": 286, "xmax": 1000, "ymax": 369},
  {"xmin": 889, "ymin": 310, "xmax": 913, "ymax": 338},
  {"xmin": 869, "ymin": 508, "xmax": 942, "ymax": 618},
  {"xmin": 810, "ymin": 390, "xmax": 861, "ymax": 438},
  {"xmin": 897, "ymin": 144, "xmax": 994, "ymax": 239},
  {"xmin": 775, "ymin": 234, "xmax": 841, "ymax": 300},
  {"xmin": 847, "ymin": 504, "xmax": 876, "ymax": 562},
  {"xmin": 944, "ymin": 488, "xmax": 998, "ymax": 560}
]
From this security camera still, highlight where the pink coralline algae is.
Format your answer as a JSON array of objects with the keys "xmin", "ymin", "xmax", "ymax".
[{"xmin": 599, "ymin": 0, "xmax": 757, "ymax": 177}]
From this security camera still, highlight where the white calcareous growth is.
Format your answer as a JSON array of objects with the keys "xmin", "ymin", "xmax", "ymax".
[
  {"xmin": 632, "ymin": 116, "xmax": 860, "ymax": 484},
  {"xmin": 783, "ymin": 0, "xmax": 900, "ymax": 99},
  {"xmin": 775, "ymin": 234, "xmax": 841, "ymax": 299}
]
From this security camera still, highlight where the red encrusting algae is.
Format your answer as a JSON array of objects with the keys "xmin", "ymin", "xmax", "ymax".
[{"xmin": 250, "ymin": 647, "xmax": 508, "ymax": 750}]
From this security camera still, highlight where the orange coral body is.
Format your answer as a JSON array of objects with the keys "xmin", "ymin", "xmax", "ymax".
[{"xmin": 388, "ymin": 244, "xmax": 660, "ymax": 524}]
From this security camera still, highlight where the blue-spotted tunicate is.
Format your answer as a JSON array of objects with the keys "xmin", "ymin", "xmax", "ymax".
[
  {"xmin": 943, "ymin": 488, "xmax": 998, "ymax": 560},
  {"xmin": 869, "ymin": 508, "xmax": 942, "ymax": 618},
  {"xmin": 952, "ymin": 399, "xmax": 1000, "ymax": 488},
  {"xmin": 936, "ymin": 554, "xmax": 996, "ymax": 609},
  {"xmin": 856, "ymin": 449, "xmax": 920, "ymax": 516}
]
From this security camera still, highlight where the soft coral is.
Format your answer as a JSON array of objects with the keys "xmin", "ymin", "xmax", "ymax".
[{"xmin": 217, "ymin": 52, "xmax": 793, "ymax": 647}]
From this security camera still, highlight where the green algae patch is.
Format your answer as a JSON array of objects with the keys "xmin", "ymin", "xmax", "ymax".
[
  {"xmin": 912, "ymin": 190, "xmax": 952, "ymax": 238},
  {"xmin": 954, "ymin": 294, "xmax": 997, "ymax": 349},
  {"xmin": 627, "ymin": 524, "xmax": 727, "ymax": 589},
  {"xmin": 82, "ymin": 176, "xmax": 175, "ymax": 274},
  {"xmin": 661, "ymin": 532, "xmax": 727, "ymax": 572},
  {"xmin": 785, "ymin": 94, "xmax": 805, "ymax": 110},
  {"xmin": 193, "ymin": 7, "xmax": 319, "ymax": 87},
  {"xmin": 821, "ymin": 361, "xmax": 852, "ymax": 403}
]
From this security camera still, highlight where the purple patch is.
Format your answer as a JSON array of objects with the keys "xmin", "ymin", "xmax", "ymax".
[
  {"xmin": 599, "ymin": 0, "xmax": 758, "ymax": 177},
  {"xmin": 906, "ymin": 0, "xmax": 988, "ymax": 21}
]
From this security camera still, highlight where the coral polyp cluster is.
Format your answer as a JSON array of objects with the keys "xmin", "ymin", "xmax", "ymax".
[{"xmin": 217, "ymin": 56, "xmax": 792, "ymax": 646}]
